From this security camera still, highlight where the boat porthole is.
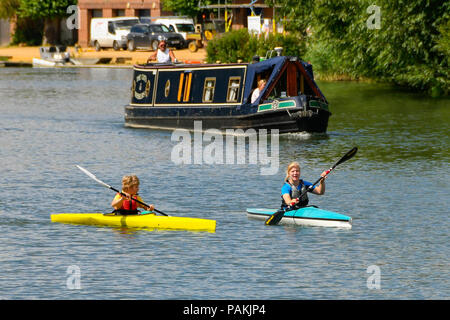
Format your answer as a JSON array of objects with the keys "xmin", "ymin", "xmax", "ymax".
[
  {"xmin": 165, "ymin": 80, "xmax": 170, "ymax": 97},
  {"xmin": 134, "ymin": 74, "xmax": 149, "ymax": 100}
]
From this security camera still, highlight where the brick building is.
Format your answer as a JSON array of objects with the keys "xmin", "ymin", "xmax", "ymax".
[
  {"xmin": 0, "ymin": 1, "xmax": 276, "ymax": 47},
  {"xmin": 77, "ymin": 0, "xmax": 171, "ymax": 47}
]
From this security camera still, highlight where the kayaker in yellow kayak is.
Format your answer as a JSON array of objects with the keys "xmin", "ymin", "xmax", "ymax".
[
  {"xmin": 111, "ymin": 175, "xmax": 154, "ymax": 215},
  {"xmin": 281, "ymin": 162, "xmax": 327, "ymax": 209}
]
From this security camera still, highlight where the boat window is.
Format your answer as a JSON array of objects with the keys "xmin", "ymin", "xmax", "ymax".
[
  {"xmin": 269, "ymin": 69, "xmax": 287, "ymax": 100},
  {"xmin": 297, "ymin": 69, "xmax": 315, "ymax": 96},
  {"xmin": 227, "ymin": 77, "xmax": 241, "ymax": 102},
  {"xmin": 203, "ymin": 78, "xmax": 216, "ymax": 102}
]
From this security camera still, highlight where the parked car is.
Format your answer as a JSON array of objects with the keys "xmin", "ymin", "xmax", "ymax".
[
  {"xmin": 90, "ymin": 17, "xmax": 139, "ymax": 51},
  {"xmin": 140, "ymin": 16, "xmax": 204, "ymax": 52},
  {"xmin": 126, "ymin": 24, "xmax": 185, "ymax": 51}
]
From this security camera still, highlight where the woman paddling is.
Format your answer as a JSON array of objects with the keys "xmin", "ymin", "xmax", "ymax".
[
  {"xmin": 281, "ymin": 162, "xmax": 327, "ymax": 209},
  {"xmin": 111, "ymin": 175, "xmax": 154, "ymax": 215}
]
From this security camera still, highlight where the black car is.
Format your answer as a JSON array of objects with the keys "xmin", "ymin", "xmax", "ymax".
[{"xmin": 126, "ymin": 24, "xmax": 185, "ymax": 51}]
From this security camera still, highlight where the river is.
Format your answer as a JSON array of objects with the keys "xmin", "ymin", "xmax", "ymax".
[{"xmin": 0, "ymin": 67, "xmax": 448, "ymax": 299}]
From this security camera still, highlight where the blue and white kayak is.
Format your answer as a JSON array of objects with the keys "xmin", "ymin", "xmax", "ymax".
[{"xmin": 247, "ymin": 206, "xmax": 352, "ymax": 229}]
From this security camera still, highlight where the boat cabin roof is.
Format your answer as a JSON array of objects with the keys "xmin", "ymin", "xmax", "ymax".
[{"xmin": 135, "ymin": 56, "xmax": 327, "ymax": 105}]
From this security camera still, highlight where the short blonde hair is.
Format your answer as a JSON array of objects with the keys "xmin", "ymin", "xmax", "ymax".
[
  {"xmin": 122, "ymin": 175, "xmax": 140, "ymax": 190},
  {"xmin": 285, "ymin": 162, "xmax": 300, "ymax": 181},
  {"xmin": 258, "ymin": 79, "xmax": 266, "ymax": 86}
]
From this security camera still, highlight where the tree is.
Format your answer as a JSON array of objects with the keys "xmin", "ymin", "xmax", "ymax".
[
  {"xmin": 0, "ymin": 0, "xmax": 44, "ymax": 46},
  {"xmin": 18, "ymin": 0, "xmax": 77, "ymax": 45},
  {"xmin": 275, "ymin": 0, "xmax": 449, "ymax": 95},
  {"xmin": 0, "ymin": 0, "xmax": 20, "ymax": 19},
  {"xmin": 265, "ymin": 0, "xmax": 315, "ymax": 36},
  {"xmin": 163, "ymin": 0, "xmax": 209, "ymax": 19}
]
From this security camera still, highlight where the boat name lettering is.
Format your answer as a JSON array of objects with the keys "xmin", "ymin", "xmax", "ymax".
[{"xmin": 257, "ymin": 100, "xmax": 296, "ymax": 112}]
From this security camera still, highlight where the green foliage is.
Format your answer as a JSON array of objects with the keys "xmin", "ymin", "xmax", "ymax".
[
  {"xmin": 10, "ymin": 17, "xmax": 43, "ymax": 45},
  {"xmin": 1, "ymin": 0, "xmax": 77, "ymax": 45},
  {"xmin": 206, "ymin": 29, "xmax": 257, "ymax": 63},
  {"xmin": 206, "ymin": 29, "xmax": 306, "ymax": 63},
  {"xmin": 288, "ymin": 0, "xmax": 449, "ymax": 96},
  {"xmin": 17, "ymin": 0, "xmax": 77, "ymax": 19},
  {"xmin": 303, "ymin": 40, "xmax": 353, "ymax": 80},
  {"xmin": 265, "ymin": 0, "xmax": 314, "ymax": 36},
  {"xmin": 162, "ymin": 0, "xmax": 209, "ymax": 18},
  {"xmin": 0, "ymin": 0, "xmax": 20, "ymax": 19},
  {"xmin": 256, "ymin": 32, "xmax": 307, "ymax": 58}
]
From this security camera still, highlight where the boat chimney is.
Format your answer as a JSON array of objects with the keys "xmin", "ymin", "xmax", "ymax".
[{"xmin": 274, "ymin": 47, "xmax": 283, "ymax": 56}]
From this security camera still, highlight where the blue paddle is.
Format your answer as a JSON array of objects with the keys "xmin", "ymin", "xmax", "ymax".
[{"xmin": 265, "ymin": 147, "xmax": 358, "ymax": 225}]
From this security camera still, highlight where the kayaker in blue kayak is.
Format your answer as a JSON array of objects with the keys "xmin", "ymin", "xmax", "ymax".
[
  {"xmin": 111, "ymin": 175, "xmax": 154, "ymax": 215},
  {"xmin": 281, "ymin": 162, "xmax": 327, "ymax": 209}
]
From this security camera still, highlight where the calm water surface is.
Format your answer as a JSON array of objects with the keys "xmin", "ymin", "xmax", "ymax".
[{"xmin": 0, "ymin": 67, "xmax": 448, "ymax": 299}]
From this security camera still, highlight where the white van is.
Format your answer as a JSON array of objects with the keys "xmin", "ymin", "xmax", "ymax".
[
  {"xmin": 90, "ymin": 17, "xmax": 139, "ymax": 51},
  {"xmin": 141, "ymin": 17, "xmax": 196, "ymax": 42}
]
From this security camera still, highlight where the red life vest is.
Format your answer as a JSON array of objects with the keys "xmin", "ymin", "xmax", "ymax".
[
  {"xmin": 122, "ymin": 197, "xmax": 138, "ymax": 211},
  {"xmin": 114, "ymin": 193, "xmax": 141, "ymax": 215}
]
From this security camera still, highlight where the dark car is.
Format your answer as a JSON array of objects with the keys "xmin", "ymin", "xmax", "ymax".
[{"xmin": 126, "ymin": 23, "xmax": 185, "ymax": 51}]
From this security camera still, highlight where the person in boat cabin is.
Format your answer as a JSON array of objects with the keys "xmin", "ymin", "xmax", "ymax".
[
  {"xmin": 251, "ymin": 79, "xmax": 267, "ymax": 103},
  {"xmin": 111, "ymin": 175, "xmax": 154, "ymax": 215},
  {"xmin": 147, "ymin": 39, "xmax": 177, "ymax": 64},
  {"xmin": 281, "ymin": 162, "xmax": 327, "ymax": 209}
]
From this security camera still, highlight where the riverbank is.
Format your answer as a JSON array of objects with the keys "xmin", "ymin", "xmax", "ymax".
[{"xmin": 0, "ymin": 45, "xmax": 207, "ymax": 66}]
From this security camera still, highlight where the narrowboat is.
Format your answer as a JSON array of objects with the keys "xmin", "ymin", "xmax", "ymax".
[{"xmin": 125, "ymin": 55, "xmax": 330, "ymax": 133}]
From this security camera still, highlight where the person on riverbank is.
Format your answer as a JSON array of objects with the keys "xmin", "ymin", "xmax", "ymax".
[
  {"xmin": 281, "ymin": 162, "xmax": 327, "ymax": 209},
  {"xmin": 251, "ymin": 79, "xmax": 266, "ymax": 103},
  {"xmin": 111, "ymin": 175, "xmax": 154, "ymax": 215},
  {"xmin": 147, "ymin": 39, "xmax": 177, "ymax": 64}
]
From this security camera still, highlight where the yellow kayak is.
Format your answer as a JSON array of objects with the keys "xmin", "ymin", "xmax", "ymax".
[{"xmin": 51, "ymin": 213, "xmax": 216, "ymax": 232}]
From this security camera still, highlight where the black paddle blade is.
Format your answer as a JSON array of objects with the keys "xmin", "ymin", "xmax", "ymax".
[
  {"xmin": 335, "ymin": 147, "xmax": 358, "ymax": 167},
  {"xmin": 265, "ymin": 209, "xmax": 285, "ymax": 225}
]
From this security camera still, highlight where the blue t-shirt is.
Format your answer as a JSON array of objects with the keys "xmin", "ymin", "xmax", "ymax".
[{"xmin": 281, "ymin": 180, "xmax": 314, "ymax": 197}]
